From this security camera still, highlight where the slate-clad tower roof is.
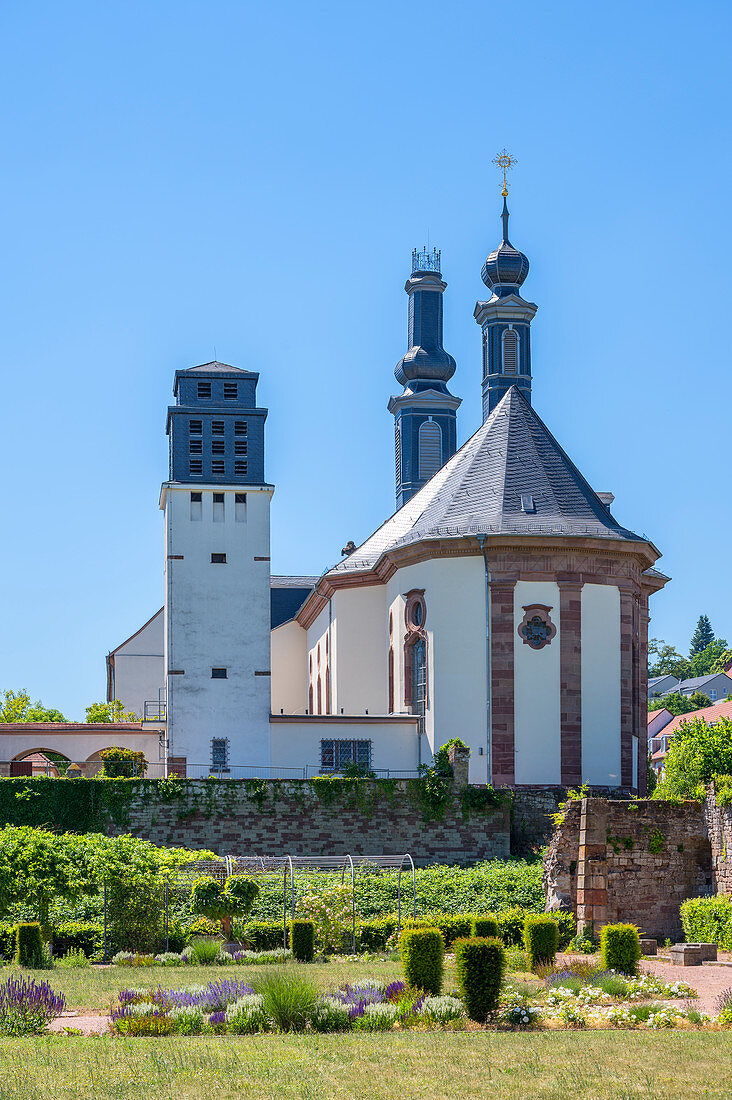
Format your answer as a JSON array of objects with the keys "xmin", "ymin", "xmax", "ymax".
[{"xmin": 330, "ymin": 386, "xmax": 652, "ymax": 577}]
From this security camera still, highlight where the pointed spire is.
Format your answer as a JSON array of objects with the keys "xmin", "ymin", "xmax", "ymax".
[{"xmin": 501, "ymin": 196, "xmax": 510, "ymax": 244}]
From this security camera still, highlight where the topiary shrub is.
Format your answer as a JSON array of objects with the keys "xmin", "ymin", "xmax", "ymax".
[
  {"xmin": 523, "ymin": 915, "xmax": 559, "ymax": 971},
  {"xmin": 400, "ymin": 927, "xmax": 444, "ymax": 995},
  {"xmin": 454, "ymin": 936, "xmax": 505, "ymax": 1022},
  {"xmin": 191, "ymin": 874, "xmax": 259, "ymax": 941},
  {"xmin": 495, "ymin": 906, "xmax": 529, "ymax": 946},
  {"xmin": 471, "ymin": 916, "xmax": 499, "ymax": 939},
  {"xmin": 15, "ymin": 923, "xmax": 45, "ymax": 968},
  {"xmin": 290, "ymin": 920, "xmax": 315, "ymax": 962},
  {"xmin": 400, "ymin": 914, "xmax": 476, "ymax": 949},
  {"xmin": 0, "ymin": 924, "xmax": 16, "ymax": 960},
  {"xmin": 236, "ymin": 920, "xmax": 284, "ymax": 951},
  {"xmin": 600, "ymin": 923, "xmax": 642, "ymax": 975}
]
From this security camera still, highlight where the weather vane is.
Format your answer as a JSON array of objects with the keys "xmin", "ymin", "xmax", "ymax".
[{"xmin": 492, "ymin": 149, "xmax": 517, "ymax": 197}]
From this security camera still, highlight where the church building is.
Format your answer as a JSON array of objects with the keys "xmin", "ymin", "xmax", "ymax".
[{"xmin": 108, "ymin": 179, "xmax": 667, "ymax": 793}]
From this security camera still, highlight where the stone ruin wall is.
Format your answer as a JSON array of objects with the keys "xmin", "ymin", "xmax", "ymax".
[{"xmin": 544, "ymin": 796, "xmax": 714, "ymax": 940}]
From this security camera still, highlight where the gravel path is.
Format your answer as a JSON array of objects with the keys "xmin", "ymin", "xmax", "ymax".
[
  {"xmin": 47, "ymin": 1013, "xmax": 110, "ymax": 1036},
  {"xmin": 642, "ymin": 957, "xmax": 732, "ymax": 1015}
]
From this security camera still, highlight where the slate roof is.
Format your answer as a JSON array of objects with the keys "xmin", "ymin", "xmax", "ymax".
[
  {"xmin": 270, "ymin": 576, "xmax": 318, "ymax": 628},
  {"xmin": 183, "ymin": 361, "xmax": 253, "ymax": 374},
  {"xmin": 329, "ymin": 386, "xmax": 651, "ymax": 577},
  {"xmin": 676, "ymin": 673, "xmax": 732, "ymax": 692}
]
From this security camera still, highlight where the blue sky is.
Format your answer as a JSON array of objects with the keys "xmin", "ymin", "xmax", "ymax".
[{"xmin": 0, "ymin": 1, "xmax": 730, "ymax": 719}]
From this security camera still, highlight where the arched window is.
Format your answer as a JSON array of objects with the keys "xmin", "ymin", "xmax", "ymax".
[
  {"xmin": 388, "ymin": 647, "xmax": 394, "ymax": 713},
  {"xmin": 317, "ymin": 675, "xmax": 322, "ymax": 715},
  {"xmin": 418, "ymin": 420, "xmax": 442, "ymax": 481},
  {"xmin": 325, "ymin": 665, "xmax": 331, "ymax": 715},
  {"xmin": 308, "ymin": 683, "xmax": 313, "ymax": 714},
  {"xmin": 403, "ymin": 590, "xmax": 427, "ymax": 717},
  {"xmin": 408, "ymin": 637, "xmax": 427, "ymax": 716},
  {"xmin": 502, "ymin": 328, "xmax": 518, "ymax": 375}
]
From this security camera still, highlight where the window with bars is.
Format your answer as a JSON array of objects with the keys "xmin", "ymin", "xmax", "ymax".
[
  {"xmin": 235, "ymin": 440, "xmax": 247, "ymax": 455},
  {"xmin": 212, "ymin": 421, "xmax": 225, "ymax": 435},
  {"xmin": 212, "ymin": 460, "xmax": 225, "ymax": 475},
  {"xmin": 502, "ymin": 328, "xmax": 518, "ymax": 375},
  {"xmin": 189, "ymin": 459, "xmax": 203, "ymax": 475},
  {"xmin": 235, "ymin": 461, "xmax": 247, "ymax": 477},
  {"xmin": 211, "ymin": 738, "xmax": 229, "ymax": 771},
  {"xmin": 211, "ymin": 440, "xmax": 225, "ymax": 454},
  {"xmin": 418, "ymin": 420, "xmax": 442, "ymax": 481},
  {"xmin": 235, "ymin": 421, "xmax": 247, "ymax": 435},
  {"xmin": 197, "ymin": 382, "xmax": 212, "ymax": 399},
  {"xmin": 320, "ymin": 739, "xmax": 371, "ymax": 772},
  {"xmin": 190, "ymin": 420, "xmax": 202, "ymax": 435},
  {"xmin": 189, "ymin": 439, "xmax": 202, "ymax": 454},
  {"xmin": 223, "ymin": 382, "xmax": 238, "ymax": 399},
  {"xmin": 211, "ymin": 553, "xmax": 226, "ymax": 564}
]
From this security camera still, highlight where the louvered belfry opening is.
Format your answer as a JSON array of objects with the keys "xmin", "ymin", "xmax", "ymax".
[
  {"xmin": 418, "ymin": 420, "xmax": 442, "ymax": 481},
  {"xmin": 502, "ymin": 328, "xmax": 518, "ymax": 375}
]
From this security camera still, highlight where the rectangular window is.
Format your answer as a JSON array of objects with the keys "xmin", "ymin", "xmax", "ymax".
[
  {"xmin": 211, "ymin": 737, "xmax": 229, "ymax": 772},
  {"xmin": 320, "ymin": 739, "xmax": 371, "ymax": 772},
  {"xmin": 235, "ymin": 492, "xmax": 246, "ymax": 522},
  {"xmin": 234, "ymin": 421, "xmax": 247, "ymax": 435},
  {"xmin": 223, "ymin": 382, "xmax": 238, "ymax": 399},
  {"xmin": 234, "ymin": 440, "xmax": 247, "ymax": 455},
  {"xmin": 212, "ymin": 460, "xmax": 225, "ymax": 475},
  {"xmin": 211, "ymin": 552, "xmax": 226, "ymax": 564},
  {"xmin": 710, "ymin": 689, "xmax": 718, "ymax": 701},
  {"xmin": 190, "ymin": 492, "xmax": 202, "ymax": 520},
  {"xmin": 189, "ymin": 439, "xmax": 202, "ymax": 454},
  {"xmin": 212, "ymin": 421, "xmax": 225, "ymax": 435},
  {"xmin": 234, "ymin": 461, "xmax": 248, "ymax": 477},
  {"xmin": 197, "ymin": 382, "xmax": 212, "ymax": 399},
  {"xmin": 189, "ymin": 459, "xmax": 203, "ymax": 475},
  {"xmin": 211, "ymin": 439, "xmax": 225, "ymax": 454},
  {"xmin": 211, "ymin": 668, "xmax": 228, "ymax": 679},
  {"xmin": 213, "ymin": 492, "xmax": 224, "ymax": 522},
  {"xmin": 189, "ymin": 420, "xmax": 202, "ymax": 435}
]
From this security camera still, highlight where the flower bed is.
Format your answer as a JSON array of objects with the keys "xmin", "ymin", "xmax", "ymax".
[{"xmin": 112, "ymin": 947, "xmax": 292, "ymax": 967}]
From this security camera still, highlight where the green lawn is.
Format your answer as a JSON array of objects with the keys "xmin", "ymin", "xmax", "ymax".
[{"xmin": 0, "ymin": 1032, "xmax": 730, "ymax": 1099}]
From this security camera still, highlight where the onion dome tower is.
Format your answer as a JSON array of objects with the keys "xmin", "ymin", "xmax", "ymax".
[
  {"xmin": 388, "ymin": 247, "xmax": 461, "ymax": 508},
  {"xmin": 474, "ymin": 151, "xmax": 537, "ymax": 420}
]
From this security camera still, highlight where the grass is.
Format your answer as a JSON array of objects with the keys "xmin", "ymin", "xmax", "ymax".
[{"xmin": 0, "ymin": 1033, "xmax": 730, "ymax": 1099}]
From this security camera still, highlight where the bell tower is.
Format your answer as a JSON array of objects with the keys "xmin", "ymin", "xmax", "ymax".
[{"xmin": 388, "ymin": 248, "xmax": 461, "ymax": 508}]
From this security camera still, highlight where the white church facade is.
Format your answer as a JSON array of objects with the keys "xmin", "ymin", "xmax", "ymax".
[{"xmin": 106, "ymin": 193, "xmax": 667, "ymax": 792}]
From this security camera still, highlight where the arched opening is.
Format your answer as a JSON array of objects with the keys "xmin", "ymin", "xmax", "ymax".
[
  {"xmin": 317, "ymin": 675, "xmax": 322, "ymax": 715},
  {"xmin": 325, "ymin": 665, "xmax": 331, "ymax": 715},
  {"xmin": 388, "ymin": 647, "xmax": 394, "ymax": 713},
  {"xmin": 85, "ymin": 748, "xmax": 148, "ymax": 778},
  {"xmin": 502, "ymin": 328, "xmax": 518, "ymax": 375},
  {"xmin": 418, "ymin": 420, "xmax": 442, "ymax": 481},
  {"xmin": 10, "ymin": 749, "xmax": 70, "ymax": 777}
]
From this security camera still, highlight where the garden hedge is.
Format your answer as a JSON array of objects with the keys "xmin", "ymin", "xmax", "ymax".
[
  {"xmin": 52, "ymin": 922, "xmax": 103, "ymax": 958},
  {"xmin": 680, "ymin": 896, "xmax": 732, "ymax": 950},
  {"xmin": 454, "ymin": 936, "xmax": 505, "ymax": 1022},
  {"xmin": 523, "ymin": 915, "xmax": 559, "ymax": 970},
  {"xmin": 600, "ymin": 923, "xmax": 641, "ymax": 975},
  {"xmin": 15, "ymin": 923, "xmax": 44, "ymax": 967},
  {"xmin": 400, "ymin": 927, "xmax": 444, "ymax": 995},
  {"xmin": 290, "ymin": 920, "xmax": 316, "ymax": 962},
  {"xmin": 471, "ymin": 916, "xmax": 499, "ymax": 939}
]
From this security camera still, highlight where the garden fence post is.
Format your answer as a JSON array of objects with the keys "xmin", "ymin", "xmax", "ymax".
[
  {"xmin": 103, "ymin": 881, "xmax": 108, "ymax": 963},
  {"xmin": 165, "ymin": 880, "xmax": 169, "ymax": 952}
]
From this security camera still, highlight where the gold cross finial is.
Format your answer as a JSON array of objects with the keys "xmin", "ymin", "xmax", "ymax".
[{"xmin": 492, "ymin": 149, "xmax": 517, "ymax": 197}]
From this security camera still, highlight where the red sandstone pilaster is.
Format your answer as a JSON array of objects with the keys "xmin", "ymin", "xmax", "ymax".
[
  {"xmin": 559, "ymin": 580, "xmax": 583, "ymax": 787},
  {"xmin": 489, "ymin": 579, "xmax": 516, "ymax": 786},
  {"xmin": 619, "ymin": 586, "xmax": 634, "ymax": 789}
]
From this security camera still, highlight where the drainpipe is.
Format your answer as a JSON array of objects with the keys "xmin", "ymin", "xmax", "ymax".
[{"xmin": 477, "ymin": 535, "xmax": 492, "ymax": 784}]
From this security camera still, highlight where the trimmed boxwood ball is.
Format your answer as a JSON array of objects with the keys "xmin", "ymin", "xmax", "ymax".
[
  {"xmin": 600, "ymin": 923, "xmax": 642, "ymax": 975},
  {"xmin": 15, "ymin": 923, "xmax": 44, "ymax": 968},
  {"xmin": 523, "ymin": 915, "xmax": 559, "ymax": 970},
  {"xmin": 471, "ymin": 916, "xmax": 499, "ymax": 939},
  {"xmin": 400, "ymin": 927, "xmax": 444, "ymax": 995},
  {"xmin": 290, "ymin": 920, "xmax": 315, "ymax": 962},
  {"xmin": 454, "ymin": 936, "xmax": 505, "ymax": 1022}
]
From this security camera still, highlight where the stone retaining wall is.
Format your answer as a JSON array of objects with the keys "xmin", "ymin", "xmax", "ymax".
[{"xmin": 704, "ymin": 783, "xmax": 732, "ymax": 894}]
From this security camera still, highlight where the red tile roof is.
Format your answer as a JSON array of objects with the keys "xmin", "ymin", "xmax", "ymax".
[
  {"xmin": 0, "ymin": 723, "xmax": 144, "ymax": 734},
  {"xmin": 661, "ymin": 698, "xmax": 732, "ymax": 739}
]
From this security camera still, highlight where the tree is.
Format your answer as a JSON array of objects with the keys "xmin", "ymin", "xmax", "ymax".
[
  {"xmin": 0, "ymin": 689, "xmax": 66, "ymax": 723},
  {"xmin": 647, "ymin": 640, "xmax": 691, "ymax": 681},
  {"xmin": 689, "ymin": 639, "xmax": 730, "ymax": 678},
  {"xmin": 85, "ymin": 700, "xmax": 137, "ymax": 723},
  {"xmin": 191, "ymin": 875, "xmax": 260, "ymax": 941},
  {"xmin": 654, "ymin": 715, "xmax": 732, "ymax": 800},
  {"xmin": 690, "ymin": 615, "xmax": 715, "ymax": 657},
  {"xmin": 711, "ymin": 648, "xmax": 732, "ymax": 674},
  {"xmin": 648, "ymin": 692, "xmax": 711, "ymax": 716},
  {"xmin": 100, "ymin": 747, "xmax": 147, "ymax": 777}
]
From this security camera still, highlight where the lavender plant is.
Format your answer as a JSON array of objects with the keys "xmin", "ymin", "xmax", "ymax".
[{"xmin": 0, "ymin": 976, "xmax": 65, "ymax": 1036}]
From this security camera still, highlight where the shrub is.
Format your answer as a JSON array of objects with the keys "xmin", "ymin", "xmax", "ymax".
[
  {"xmin": 600, "ymin": 923, "xmax": 642, "ymax": 975},
  {"xmin": 107, "ymin": 876, "xmax": 164, "ymax": 955},
  {"xmin": 523, "ymin": 915, "xmax": 559, "ymax": 971},
  {"xmin": 554, "ymin": 910, "xmax": 576, "ymax": 949},
  {"xmin": 15, "ymin": 924, "xmax": 44, "ymax": 968},
  {"xmin": 472, "ymin": 916, "xmax": 499, "ymax": 939},
  {"xmin": 254, "ymin": 970, "xmax": 318, "ymax": 1032},
  {"xmin": 400, "ymin": 927, "xmax": 444, "ymax": 996},
  {"xmin": 56, "ymin": 949, "xmax": 89, "ymax": 969},
  {"xmin": 680, "ymin": 896, "xmax": 732, "ymax": 950},
  {"xmin": 496, "ymin": 907, "xmax": 528, "ymax": 946},
  {"xmin": 100, "ymin": 747, "xmax": 147, "ymax": 777},
  {"xmin": 0, "ymin": 924, "xmax": 15, "ymax": 960},
  {"xmin": 164, "ymin": 920, "xmax": 187, "ymax": 954},
  {"xmin": 290, "ymin": 920, "xmax": 315, "ymax": 963},
  {"xmin": 301, "ymin": 883, "xmax": 352, "ymax": 953},
  {"xmin": 185, "ymin": 917, "xmax": 219, "ymax": 940},
  {"xmin": 192, "ymin": 875, "xmax": 259, "ymax": 941},
  {"xmin": 454, "ymin": 936, "xmax": 505, "ymax": 1022},
  {"xmin": 52, "ymin": 922, "xmax": 103, "ymax": 959},
  {"xmin": 236, "ymin": 920, "xmax": 285, "ymax": 951},
  {"xmin": 0, "ymin": 976, "xmax": 65, "ymax": 1035},
  {"xmin": 400, "ymin": 914, "xmax": 476, "ymax": 949},
  {"xmin": 356, "ymin": 916, "xmax": 397, "ymax": 952}
]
